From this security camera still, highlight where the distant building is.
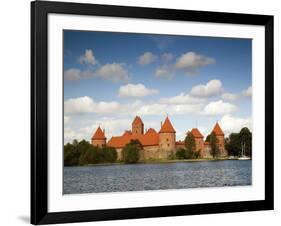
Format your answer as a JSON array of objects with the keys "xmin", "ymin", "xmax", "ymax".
[{"xmin": 91, "ymin": 116, "xmax": 227, "ymax": 160}]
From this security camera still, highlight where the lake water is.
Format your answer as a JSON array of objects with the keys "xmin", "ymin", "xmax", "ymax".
[{"xmin": 64, "ymin": 160, "xmax": 252, "ymax": 194}]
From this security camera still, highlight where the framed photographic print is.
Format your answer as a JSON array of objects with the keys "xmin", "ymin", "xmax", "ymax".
[{"xmin": 31, "ymin": 0, "xmax": 274, "ymax": 224}]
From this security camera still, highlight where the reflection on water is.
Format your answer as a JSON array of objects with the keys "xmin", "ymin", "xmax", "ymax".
[{"xmin": 63, "ymin": 160, "xmax": 251, "ymax": 194}]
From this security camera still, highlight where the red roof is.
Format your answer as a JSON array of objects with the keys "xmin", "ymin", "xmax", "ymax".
[
  {"xmin": 107, "ymin": 128, "xmax": 159, "ymax": 148},
  {"xmin": 190, "ymin": 128, "xmax": 204, "ymax": 138},
  {"xmin": 212, "ymin": 122, "xmax": 224, "ymax": 136},
  {"xmin": 159, "ymin": 117, "xmax": 176, "ymax": 133},
  {"xmin": 122, "ymin": 130, "xmax": 132, "ymax": 136},
  {"xmin": 91, "ymin": 126, "xmax": 106, "ymax": 140},
  {"xmin": 132, "ymin": 116, "xmax": 143, "ymax": 125},
  {"xmin": 145, "ymin": 128, "xmax": 157, "ymax": 135}
]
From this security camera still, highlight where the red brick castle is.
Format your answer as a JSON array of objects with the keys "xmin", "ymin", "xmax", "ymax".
[{"xmin": 91, "ymin": 116, "xmax": 227, "ymax": 160}]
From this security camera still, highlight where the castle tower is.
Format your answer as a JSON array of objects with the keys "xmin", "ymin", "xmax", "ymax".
[
  {"xmin": 212, "ymin": 122, "xmax": 226, "ymax": 156},
  {"xmin": 91, "ymin": 126, "xmax": 106, "ymax": 148},
  {"xmin": 132, "ymin": 116, "xmax": 144, "ymax": 135},
  {"xmin": 190, "ymin": 128, "xmax": 204, "ymax": 156},
  {"xmin": 159, "ymin": 116, "xmax": 176, "ymax": 158}
]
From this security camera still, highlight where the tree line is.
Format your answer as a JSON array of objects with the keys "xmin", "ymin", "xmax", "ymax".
[
  {"xmin": 64, "ymin": 139, "xmax": 143, "ymax": 166},
  {"xmin": 64, "ymin": 140, "xmax": 117, "ymax": 166},
  {"xmin": 225, "ymin": 127, "xmax": 252, "ymax": 157}
]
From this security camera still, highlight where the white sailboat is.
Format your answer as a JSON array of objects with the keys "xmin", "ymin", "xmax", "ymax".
[{"xmin": 238, "ymin": 142, "xmax": 251, "ymax": 160}]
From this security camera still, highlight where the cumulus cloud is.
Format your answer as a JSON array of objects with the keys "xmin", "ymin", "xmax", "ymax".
[
  {"xmin": 95, "ymin": 63, "xmax": 129, "ymax": 82},
  {"xmin": 64, "ymin": 68, "xmax": 93, "ymax": 81},
  {"xmin": 138, "ymin": 52, "xmax": 157, "ymax": 65},
  {"xmin": 136, "ymin": 103, "xmax": 203, "ymax": 116},
  {"xmin": 64, "ymin": 127, "xmax": 84, "ymax": 144},
  {"xmin": 175, "ymin": 51, "xmax": 215, "ymax": 73},
  {"xmin": 79, "ymin": 49, "xmax": 98, "ymax": 65},
  {"xmin": 65, "ymin": 63, "xmax": 129, "ymax": 82},
  {"xmin": 190, "ymin": 79, "xmax": 223, "ymax": 97},
  {"xmin": 118, "ymin": 83, "xmax": 159, "ymax": 98},
  {"xmin": 155, "ymin": 65, "xmax": 173, "ymax": 79},
  {"xmin": 221, "ymin": 92, "xmax": 239, "ymax": 101},
  {"xmin": 64, "ymin": 96, "xmax": 122, "ymax": 114},
  {"xmin": 202, "ymin": 100, "xmax": 237, "ymax": 116},
  {"xmin": 242, "ymin": 86, "xmax": 252, "ymax": 97},
  {"xmin": 219, "ymin": 114, "xmax": 252, "ymax": 136},
  {"xmin": 160, "ymin": 93, "xmax": 205, "ymax": 105}
]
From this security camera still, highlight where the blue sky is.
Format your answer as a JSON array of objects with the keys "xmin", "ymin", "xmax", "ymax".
[{"xmin": 63, "ymin": 30, "xmax": 252, "ymax": 143}]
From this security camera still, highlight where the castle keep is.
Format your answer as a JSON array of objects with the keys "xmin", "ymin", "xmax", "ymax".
[{"xmin": 91, "ymin": 116, "xmax": 226, "ymax": 160}]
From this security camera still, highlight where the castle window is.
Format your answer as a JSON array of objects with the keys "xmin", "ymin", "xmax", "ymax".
[
  {"xmin": 167, "ymin": 144, "xmax": 170, "ymax": 147},
  {"xmin": 166, "ymin": 138, "xmax": 169, "ymax": 141}
]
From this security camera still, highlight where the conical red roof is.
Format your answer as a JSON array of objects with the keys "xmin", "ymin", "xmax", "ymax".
[
  {"xmin": 159, "ymin": 117, "xmax": 176, "ymax": 133},
  {"xmin": 132, "ymin": 116, "xmax": 143, "ymax": 125},
  {"xmin": 91, "ymin": 126, "xmax": 106, "ymax": 140},
  {"xmin": 145, "ymin": 128, "xmax": 157, "ymax": 135},
  {"xmin": 212, "ymin": 122, "xmax": 224, "ymax": 136},
  {"xmin": 190, "ymin": 128, "xmax": 204, "ymax": 138}
]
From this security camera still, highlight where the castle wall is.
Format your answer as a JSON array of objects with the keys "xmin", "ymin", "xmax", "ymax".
[{"xmin": 91, "ymin": 139, "xmax": 106, "ymax": 148}]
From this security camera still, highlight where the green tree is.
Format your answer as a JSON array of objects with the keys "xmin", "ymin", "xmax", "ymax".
[
  {"xmin": 205, "ymin": 134, "xmax": 211, "ymax": 142},
  {"xmin": 122, "ymin": 139, "xmax": 142, "ymax": 163},
  {"xmin": 239, "ymin": 127, "xmax": 252, "ymax": 157},
  {"xmin": 225, "ymin": 133, "xmax": 241, "ymax": 156},
  {"xmin": 79, "ymin": 145, "xmax": 100, "ymax": 165},
  {"xmin": 175, "ymin": 148, "xmax": 186, "ymax": 159},
  {"xmin": 184, "ymin": 132, "xmax": 197, "ymax": 159},
  {"xmin": 224, "ymin": 128, "xmax": 252, "ymax": 157},
  {"xmin": 64, "ymin": 142, "xmax": 80, "ymax": 166},
  {"xmin": 209, "ymin": 132, "xmax": 219, "ymax": 158},
  {"xmin": 102, "ymin": 146, "xmax": 118, "ymax": 163}
]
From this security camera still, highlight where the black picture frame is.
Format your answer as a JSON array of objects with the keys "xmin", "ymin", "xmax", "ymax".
[{"xmin": 31, "ymin": 0, "xmax": 274, "ymax": 224}]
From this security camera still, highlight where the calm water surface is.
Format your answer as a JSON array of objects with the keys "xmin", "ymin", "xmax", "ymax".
[{"xmin": 64, "ymin": 160, "xmax": 251, "ymax": 194}]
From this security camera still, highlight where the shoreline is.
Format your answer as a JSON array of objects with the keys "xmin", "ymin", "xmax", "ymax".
[{"xmin": 64, "ymin": 158, "xmax": 252, "ymax": 167}]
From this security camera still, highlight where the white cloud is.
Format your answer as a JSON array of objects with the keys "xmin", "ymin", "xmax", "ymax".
[
  {"xmin": 155, "ymin": 65, "xmax": 173, "ymax": 79},
  {"xmin": 95, "ymin": 63, "xmax": 129, "ymax": 82},
  {"xmin": 221, "ymin": 92, "xmax": 239, "ymax": 101},
  {"xmin": 64, "ymin": 116, "xmax": 70, "ymax": 125},
  {"xmin": 64, "ymin": 127, "xmax": 84, "ymax": 144},
  {"xmin": 190, "ymin": 79, "xmax": 223, "ymax": 97},
  {"xmin": 64, "ymin": 96, "xmax": 122, "ymax": 114},
  {"xmin": 118, "ymin": 83, "xmax": 159, "ymax": 98},
  {"xmin": 202, "ymin": 100, "xmax": 237, "ymax": 116},
  {"xmin": 242, "ymin": 86, "xmax": 252, "ymax": 97},
  {"xmin": 136, "ymin": 103, "xmax": 203, "ymax": 116},
  {"xmin": 64, "ymin": 69, "xmax": 96, "ymax": 81},
  {"xmin": 79, "ymin": 49, "xmax": 98, "ymax": 65},
  {"xmin": 138, "ymin": 52, "xmax": 157, "ymax": 65},
  {"xmin": 161, "ymin": 53, "xmax": 174, "ymax": 62},
  {"xmin": 64, "ymin": 63, "xmax": 129, "ymax": 82},
  {"xmin": 219, "ymin": 114, "xmax": 252, "ymax": 136},
  {"xmin": 160, "ymin": 93, "xmax": 205, "ymax": 105},
  {"xmin": 175, "ymin": 51, "xmax": 215, "ymax": 73}
]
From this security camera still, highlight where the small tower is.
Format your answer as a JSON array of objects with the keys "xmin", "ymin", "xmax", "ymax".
[
  {"xmin": 190, "ymin": 128, "xmax": 204, "ymax": 155},
  {"xmin": 212, "ymin": 122, "xmax": 226, "ymax": 156},
  {"xmin": 159, "ymin": 116, "xmax": 176, "ymax": 158},
  {"xmin": 91, "ymin": 126, "xmax": 106, "ymax": 148},
  {"xmin": 132, "ymin": 116, "xmax": 144, "ymax": 135}
]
